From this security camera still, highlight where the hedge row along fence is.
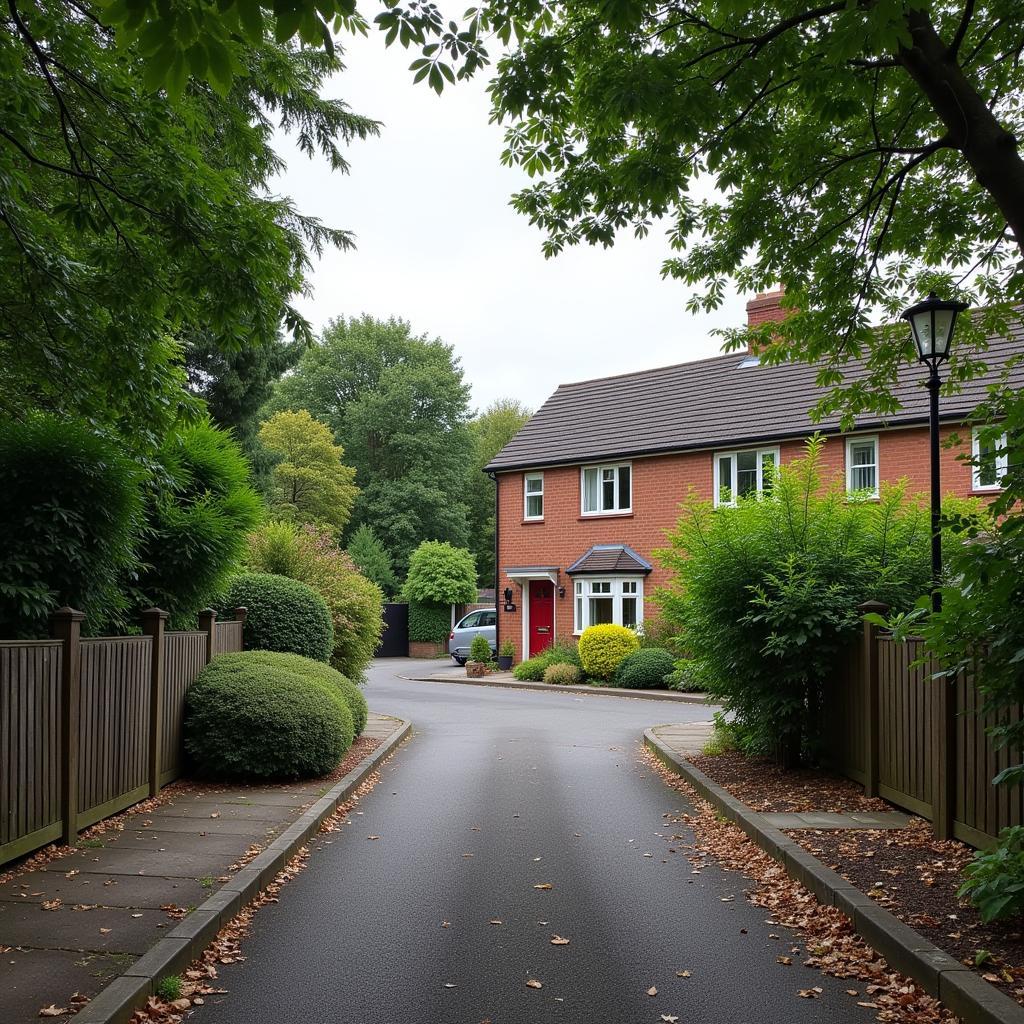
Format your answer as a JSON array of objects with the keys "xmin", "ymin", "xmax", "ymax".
[
  {"xmin": 824, "ymin": 603, "xmax": 1022, "ymax": 848},
  {"xmin": 0, "ymin": 606, "xmax": 245, "ymax": 867}
]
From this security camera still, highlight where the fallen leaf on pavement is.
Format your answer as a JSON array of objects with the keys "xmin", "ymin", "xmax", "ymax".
[
  {"xmin": 210, "ymin": 812, "xmax": 219, "ymax": 819},
  {"xmin": 661, "ymin": 1016, "xmax": 679, "ymax": 1023},
  {"xmin": 367, "ymin": 835, "xmax": 380, "ymax": 841},
  {"xmin": 797, "ymin": 987, "xmax": 823, "ymax": 998},
  {"xmin": 533, "ymin": 883, "xmax": 552, "ymax": 890},
  {"xmin": 41, "ymin": 899, "xmax": 61, "ymax": 911},
  {"xmin": 526, "ymin": 979, "xmax": 543, "ymax": 989},
  {"xmin": 99, "ymin": 927, "xmax": 111, "ymax": 935},
  {"xmin": 441, "ymin": 921, "xmax": 450, "ymax": 928},
  {"xmin": 550, "ymin": 935, "xmax": 570, "ymax": 945},
  {"xmin": 38, "ymin": 1006, "xmax": 68, "ymax": 1017},
  {"xmin": 845, "ymin": 989, "xmax": 858, "ymax": 996},
  {"xmin": 647, "ymin": 986, "xmax": 658, "ymax": 996},
  {"xmin": 489, "ymin": 919, "xmax": 502, "ymax": 925},
  {"xmin": 676, "ymin": 970, "xmax": 691, "ymax": 978},
  {"xmin": 777, "ymin": 956, "xmax": 792, "ymax": 966},
  {"xmin": 444, "ymin": 983, "xmax": 457, "ymax": 989}
]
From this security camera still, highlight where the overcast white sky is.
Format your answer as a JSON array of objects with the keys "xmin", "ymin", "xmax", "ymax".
[{"xmin": 275, "ymin": 31, "xmax": 745, "ymax": 414}]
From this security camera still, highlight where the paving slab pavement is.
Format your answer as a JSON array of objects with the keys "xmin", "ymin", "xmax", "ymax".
[{"xmin": 0, "ymin": 713, "xmax": 401, "ymax": 1024}]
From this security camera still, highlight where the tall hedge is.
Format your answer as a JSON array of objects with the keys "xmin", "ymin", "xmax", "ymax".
[
  {"xmin": 408, "ymin": 600, "xmax": 452, "ymax": 643},
  {"xmin": 219, "ymin": 571, "xmax": 334, "ymax": 662},
  {"xmin": 0, "ymin": 415, "xmax": 142, "ymax": 636}
]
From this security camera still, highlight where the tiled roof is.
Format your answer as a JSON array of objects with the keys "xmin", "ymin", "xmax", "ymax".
[
  {"xmin": 486, "ymin": 325, "xmax": 1024, "ymax": 472},
  {"xmin": 566, "ymin": 545, "xmax": 653, "ymax": 576}
]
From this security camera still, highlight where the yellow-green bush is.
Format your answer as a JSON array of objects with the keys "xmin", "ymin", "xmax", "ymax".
[{"xmin": 578, "ymin": 624, "xmax": 640, "ymax": 680}]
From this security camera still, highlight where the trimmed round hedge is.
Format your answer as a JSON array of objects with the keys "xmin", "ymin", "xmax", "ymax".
[
  {"xmin": 614, "ymin": 648, "xmax": 676, "ymax": 689},
  {"xmin": 578, "ymin": 624, "xmax": 640, "ymax": 680},
  {"xmin": 184, "ymin": 654, "xmax": 354, "ymax": 780},
  {"xmin": 219, "ymin": 572, "xmax": 334, "ymax": 662},
  {"xmin": 239, "ymin": 651, "xmax": 368, "ymax": 736}
]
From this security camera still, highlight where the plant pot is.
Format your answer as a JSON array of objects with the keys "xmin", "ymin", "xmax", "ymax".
[
  {"xmin": 466, "ymin": 660, "xmax": 488, "ymax": 678},
  {"xmin": 496, "ymin": 655, "xmax": 513, "ymax": 671}
]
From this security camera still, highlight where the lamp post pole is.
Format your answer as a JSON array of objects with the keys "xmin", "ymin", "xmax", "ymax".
[{"xmin": 926, "ymin": 364, "xmax": 942, "ymax": 615}]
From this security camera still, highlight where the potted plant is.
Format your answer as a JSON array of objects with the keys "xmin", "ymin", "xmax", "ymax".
[
  {"xmin": 496, "ymin": 639, "xmax": 514, "ymax": 672},
  {"xmin": 466, "ymin": 634, "xmax": 492, "ymax": 678}
]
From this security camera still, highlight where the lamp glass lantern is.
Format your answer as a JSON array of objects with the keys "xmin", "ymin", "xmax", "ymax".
[{"xmin": 902, "ymin": 291, "xmax": 967, "ymax": 366}]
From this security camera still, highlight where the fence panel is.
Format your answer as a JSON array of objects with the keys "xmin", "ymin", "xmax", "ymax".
[
  {"xmin": 161, "ymin": 631, "xmax": 207, "ymax": 783},
  {"xmin": 214, "ymin": 620, "xmax": 243, "ymax": 655},
  {"xmin": 0, "ymin": 641, "xmax": 63, "ymax": 862},
  {"xmin": 823, "ymin": 641, "xmax": 866, "ymax": 784},
  {"xmin": 876, "ymin": 638, "xmax": 934, "ymax": 818},
  {"xmin": 76, "ymin": 637, "xmax": 152, "ymax": 830}
]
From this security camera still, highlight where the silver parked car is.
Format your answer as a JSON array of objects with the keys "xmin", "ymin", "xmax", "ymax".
[{"xmin": 448, "ymin": 608, "xmax": 496, "ymax": 664}]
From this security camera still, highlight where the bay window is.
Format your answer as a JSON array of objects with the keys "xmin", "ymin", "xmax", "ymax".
[
  {"xmin": 713, "ymin": 447, "xmax": 778, "ymax": 507},
  {"xmin": 573, "ymin": 578, "xmax": 644, "ymax": 632},
  {"xmin": 581, "ymin": 463, "xmax": 632, "ymax": 515}
]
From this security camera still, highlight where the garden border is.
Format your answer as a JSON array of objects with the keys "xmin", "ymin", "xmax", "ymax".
[
  {"xmin": 398, "ymin": 671, "xmax": 710, "ymax": 703},
  {"xmin": 73, "ymin": 717, "xmax": 413, "ymax": 1024},
  {"xmin": 643, "ymin": 729, "xmax": 1024, "ymax": 1024}
]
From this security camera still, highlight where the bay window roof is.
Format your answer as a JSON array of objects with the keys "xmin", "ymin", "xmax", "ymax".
[{"xmin": 566, "ymin": 544, "xmax": 652, "ymax": 576}]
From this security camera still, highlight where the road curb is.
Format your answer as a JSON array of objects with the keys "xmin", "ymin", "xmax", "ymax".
[
  {"xmin": 398, "ymin": 673, "xmax": 711, "ymax": 703},
  {"xmin": 643, "ymin": 729, "xmax": 1024, "ymax": 1024},
  {"xmin": 74, "ymin": 718, "xmax": 413, "ymax": 1024}
]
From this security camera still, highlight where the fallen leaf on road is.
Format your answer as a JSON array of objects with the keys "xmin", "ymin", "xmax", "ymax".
[
  {"xmin": 797, "ymin": 987, "xmax": 823, "ymax": 999},
  {"xmin": 210, "ymin": 812, "xmax": 220, "ymax": 819},
  {"xmin": 777, "ymin": 956, "xmax": 792, "ymax": 966},
  {"xmin": 857, "ymin": 1002, "xmax": 880, "ymax": 1009},
  {"xmin": 444, "ymin": 983, "xmax": 457, "ymax": 989},
  {"xmin": 532, "ymin": 857, "xmax": 541, "ymax": 862},
  {"xmin": 462, "ymin": 853, "xmax": 473, "ymax": 858},
  {"xmin": 676, "ymin": 971, "xmax": 690, "ymax": 978},
  {"xmin": 647, "ymin": 986, "xmax": 657, "ymax": 996},
  {"xmin": 38, "ymin": 1006, "xmax": 68, "ymax": 1017},
  {"xmin": 41, "ymin": 899, "xmax": 61, "ymax": 911},
  {"xmin": 720, "ymin": 895, "xmax": 734, "ymax": 902},
  {"xmin": 489, "ymin": 919, "xmax": 502, "ymax": 925},
  {"xmin": 661, "ymin": 1016, "xmax": 679, "ymax": 1023},
  {"xmin": 99, "ymin": 928, "xmax": 111, "ymax": 935},
  {"xmin": 65, "ymin": 870, "xmax": 79, "ymax": 879},
  {"xmin": 526, "ymin": 980, "xmax": 543, "ymax": 989},
  {"xmin": 550, "ymin": 935, "xmax": 570, "ymax": 945},
  {"xmin": 441, "ymin": 921, "xmax": 450, "ymax": 928},
  {"xmin": 845, "ymin": 990, "xmax": 858, "ymax": 996},
  {"xmin": 643, "ymin": 853, "xmax": 653, "ymax": 858},
  {"xmin": 367, "ymin": 835, "xmax": 380, "ymax": 841},
  {"xmin": 533, "ymin": 883, "xmax": 552, "ymax": 890}
]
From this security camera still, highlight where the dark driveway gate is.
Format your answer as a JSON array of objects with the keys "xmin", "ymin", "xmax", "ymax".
[{"xmin": 376, "ymin": 602, "xmax": 409, "ymax": 658}]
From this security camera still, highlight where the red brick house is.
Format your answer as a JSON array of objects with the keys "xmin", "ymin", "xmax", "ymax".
[{"xmin": 486, "ymin": 293, "xmax": 1023, "ymax": 662}]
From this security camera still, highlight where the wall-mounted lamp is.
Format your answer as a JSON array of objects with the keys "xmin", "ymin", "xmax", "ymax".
[
  {"xmin": 503, "ymin": 587, "xmax": 513, "ymax": 605},
  {"xmin": 558, "ymin": 586, "xmax": 566, "ymax": 599}
]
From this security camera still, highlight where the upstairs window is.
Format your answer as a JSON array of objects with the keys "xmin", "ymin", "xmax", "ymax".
[
  {"xmin": 524, "ymin": 473, "xmax": 544, "ymax": 519},
  {"xmin": 973, "ymin": 428, "xmax": 1008, "ymax": 491},
  {"xmin": 846, "ymin": 436, "xmax": 879, "ymax": 497},
  {"xmin": 713, "ymin": 448, "xmax": 778, "ymax": 507},
  {"xmin": 581, "ymin": 463, "xmax": 632, "ymax": 515}
]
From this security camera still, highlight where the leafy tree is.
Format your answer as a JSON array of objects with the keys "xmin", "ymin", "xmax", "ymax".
[
  {"xmin": 134, "ymin": 420, "xmax": 263, "ymax": 625},
  {"xmin": 185, "ymin": 332, "xmax": 304, "ymax": 490},
  {"xmin": 258, "ymin": 410, "xmax": 359, "ymax": 533},
  {"xmin": 347, "ymin": 524, "xmax": 399, "ymax": 598},
  {"xmin": 403, "ymin": 541, "xmax": 478, "ymax": 605},
  {"xmin": 0, "ymin": 415, "xmax": 142, "ymax": 636},
  {"xmin": 372, "ymin": 0, "xmax": 1024, "ymax": 421},
  {"xmin": 656, "ymin": 437, "xmax": 934, "ymax": 766},
  {"xmin": 1, "ymin": 6, "xmax": 377, "ymax": 450},
  {"xmin": 466, "ymin": 399, "xmax": 531, "ymax": 584},
  {"xmin": 269, "ymin": 315, "xmax": 473, "ymax": 569}
]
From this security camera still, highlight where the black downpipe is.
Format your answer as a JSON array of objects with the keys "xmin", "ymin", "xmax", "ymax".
[{"xmin": 487, "ymin": 470, "xmax": 499, "ymax": 652}]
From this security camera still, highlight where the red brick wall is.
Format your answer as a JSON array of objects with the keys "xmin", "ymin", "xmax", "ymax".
[{"xmin": 496, "ymin": 425, "xmax": 982, "ymax": 662}]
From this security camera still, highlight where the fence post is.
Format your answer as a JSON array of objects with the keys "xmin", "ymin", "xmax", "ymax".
[
  {"xmin": 51, "ymin": 607, "xmax": 85, "ymax": 847},
  {"xmin": 932, "ymin": 662, "xmax": 958, "ymax": 840},
  {"xmin": 234, "ymin": 606, "xmax": 248, "ymax": 650},
  {"xmin": 858, "ymin": 601, "xmax": 888, "ymax": 798},
  {"xmin": 140, "ymin": 608, "xmax": 169, "ymax": 798},
  {"xmin": 198, "ymin": 608, "xmax": 217, "ymax": 664}
]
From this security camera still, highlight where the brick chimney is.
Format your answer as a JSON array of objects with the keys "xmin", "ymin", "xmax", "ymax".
[{"xmin": 744, "ymin": 287, "xmax": 788, "ymax": 354}]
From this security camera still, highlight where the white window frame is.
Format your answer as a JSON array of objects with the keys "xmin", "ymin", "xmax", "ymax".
[
  {"xmin": 712, "ymin": 447, "xmax": 780, "ymax": 508},
  {"xmin": 580, "ymin": 463, "xmax": 632, "ymax": 516},
  {"xmin": 972, "ymin": 427, "xmax": 1008, "ymax": 491},
  {"xmin": 524, "ymin": 472, "xmax": 544, "ymax": 520},
  {"xmin": 573, "ymin": 577, "xmax": 644, "ymax": 634},
  {"xmin": 845, "ymin": 435, "xmax": 879, "ymax": 498}
]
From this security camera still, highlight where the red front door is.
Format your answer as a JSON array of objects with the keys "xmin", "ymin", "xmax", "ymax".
[{"xmin": 528, "ymin": 581, "xmax": 555, "ymax": 657}]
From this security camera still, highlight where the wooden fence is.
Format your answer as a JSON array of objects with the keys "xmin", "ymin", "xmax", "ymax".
[
  {"xmin": 0, "ymin": 606, "xmax": 245, "ymax": 867},
  {"xmin": 824, "ymin": 604, "xmax": 1023, "ymax": 848}
]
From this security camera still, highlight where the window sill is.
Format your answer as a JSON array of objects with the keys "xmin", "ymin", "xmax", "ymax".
[
  {"xmin": 521, "ymin": 517, "xmax": 545, "ymax": 525},
  {"xmin": 578, "ymin": 511, "xmax": 634, "ymax": 521},
  {"xmin": 969, "ymin": 488, "xmax": 1005, "ymax": 496}
]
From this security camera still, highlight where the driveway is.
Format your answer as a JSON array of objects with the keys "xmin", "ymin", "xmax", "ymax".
[{"xmin": 191, "ymin": 660, "xmax": 875, "ymax": 1024}]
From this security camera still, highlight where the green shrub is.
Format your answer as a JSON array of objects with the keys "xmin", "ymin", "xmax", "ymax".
[
  {"xmin": 543, "ymin": 638, "xmax": 582, "ymax": 668},
  {"xmin": 136, "ymin": 420, "xmax": 262, "ymax": 626},
  {"xmin": 408, "ymin": 600, "xmax": 451, "ymax": 643},
  {"xmin": 0, "ymin": 415, "xmax": 142, "ymax": 636},
  {"xmin": 499, "ymin": 639, "xmax": 515, "ymax": 658},
  {"xmin": 657, "ymin": 435, "xmax": 933, "ymax": 766},
  {"xmin": 702, "ymin": 712, "xmax": 743, "ymax": 756},
  {"xmin": 959, "ymin": 826, "xmax": 1024, "ymax": 923},
  {"xmin": 614, "ymin": 648, "xmax": 676, "ymax": 689},
  {"xmin": 247, "ymin": 521, "xmax": 383, "ymax": 680},
  {"xmin": 403, "ymin": 541, "xmax": 478, "ymax": 605},
  {"xmin": 665, "ymin": 666, "xmax": 705, "ymax": 693},
  {"xmin": 469, "ymin": 633, "xmax": 492, "ymax": 662},
  {"xmin": 543, "ymin": 663, "xmax": 580, "ymax": 685},
  {"xmin": 636, "ymin": 616, "xmax": 685, "ymax": 657},
  {"xmin": 347, "ymin": 525, "xmax": 398, "ymax": 598},
  {"xmin": 513, "ymin": 656, "xmax": 548, "ymax": 681},
  {"xmin": 219, "ymin": 572, "xmax": 334, "ymax": 662},
  {"xmin": 184, "ymin": 654, "xmax": 353, "ymax": 780},
  {"xmin": 235, "ymin": 651, "xmax": 368, "ymax": 736},
  {"xmin": 578, "ymin": 624, "xmax": 640, "ymax": 680}
]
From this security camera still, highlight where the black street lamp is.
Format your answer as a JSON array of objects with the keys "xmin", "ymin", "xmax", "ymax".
[{"xmin": 901, "ymin": 292, "xmax": 968, "ymax": 613}]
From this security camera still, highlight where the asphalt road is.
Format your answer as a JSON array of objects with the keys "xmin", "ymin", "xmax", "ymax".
[{"xmin": 192, "ymin": 660, "xmax": 875, "ymax": 1024}]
